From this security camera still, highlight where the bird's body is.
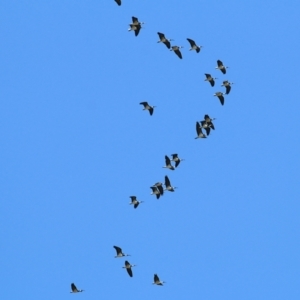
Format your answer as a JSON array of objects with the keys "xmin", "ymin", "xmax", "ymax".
[
  {"xmin": 200, "ymin": 120, "xmax": 211, "ymax": 136},
  {"xmin": 187, "ymin": 38, "xmax": 202, "ymax": 53},
  {"xmin": 157, "ymin": 32, "xmax": 172, "ymax": 49},
  {"xmin": 163, "ymin": 155, "xmax": 175, "ymax": 170},
  {"xmin": 150, "ymin": 186, "xmax": 161, "ymax": 199},
  {"xmin": 153, "ymin": 274, "xmax": 165, "ymax": 286},
  {"xmin": 128, "ymin": 17, "xmax": 144, "ymax": 36},
  {"xmin": 123, "ymin": 260, "xmax": 136, "ymax": 277},
  {"xmin": 129, "ymin": 196, "xmax": 143, "ymax": 209},
  {"xmin": 113, "ymin": 246, "xmax": 130, "ymax": 258},
  {"xmin": 195, "ymin": 122, "xmax": 207, "ymax": 139},
  {"xmin": 170, "ymin": 154, "xmax": 183, "ymax": 168},
  {"xmin": 164, "ymin": 175, "xmax": 176, "ymax": 192},
  {"xmin": 114, "ymin": 0, "xmax": 121, "ymax": 5},
  {"xmin": 70, "ymin": 283, "xmax": 84, "ymax": 293},
  {"xmin": 140, "ymin": 101, "xmax": 155, "ymax": 115},
  {"xmin": 221, "ymin": 80, "xmax": 233, "ymax": 94},
  {"xmin": 216, "ymin": 60, "xmax": 228, "ymax": 74},
  {"xmin": 204, "ymin": 73, "xmax": 217, "ymax": 87},
  {"xmin": 170, "ymin": 46, "xmax": 183, "ymax": 59},
  {"xmin": 214, "ymin": 92, "xmax": 225, "ymax": 105}
]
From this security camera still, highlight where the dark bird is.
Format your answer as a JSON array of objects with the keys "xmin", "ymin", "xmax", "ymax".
[
  {"xmin": 170, "ymin": 45, "xmax": 183, "ymax": 59},
  {"xmin": 214, "ymin": 92, "xmax": 225, "ymax": 105},
  {"xmin": 187, "ymin": 38, "xmax": 202, "ymax": 53},
  {"xmin": 163, "ymin": 155, "xmax": 175, "ymax": 170},
  {"xmin": 164, "ymin": 175, "xmax": 177, "ymax": 192},
  {"xmin": 157, "ymin": 32, "xmax": 173, "ymax": 49},
  {"xmin": 140, "ymin": 101, "xmax": 155, "ymax": 115},
  {"xmin": 221, "ymin": 80, "xmax": 233, "ymax": 95},
  {"xmin": 195, "ymin": 122, "xmax": 207, "ymax": 139},
  {"xmin": 123, "ymin": 260, "xmax": 136, "ymax": 277},
  {"xmin": 70, "ymin": 283, "xmax": 84, "ymax": 293},
  {"xmin": 129, "ymin": 196, "xmax": 144, "ymax": 209},
  {"xmin": 200, "ymin": 121, "xmax": 211, "ymax": 136},
  {"xmin": 153, "ymin": 274, "xmax": 165, "ymax": 286},
  {"xmin": 204, "ymin": 73, "xmax": 217, "ymax": 87},
  {"xmin": 114, "ymin": 0, "xmax": 121, "ymax": 5},
  {"xmin": 200, "ymin": 114, "xmax": 215, "ymax": 136},
  {"xmin": 113, "ymin": 246, "xmax": 130, "ymax": 258},
  {"xmin": 215, "ymin": 60, "xmax": 229, "ymax": 74},
  {"xmin": 170, "ymin": 154, "xmax": 184, "ymax": 168},
  {"xmin": 150, "ymin": 186, "xmax": 161, "ymax": 199},
  {"xmin": 128, "ymin": 17, "xmax": 144, "ymax": 36},
  {"xmin": 153, "ymin": 182, "xmax": 164, "ymax": 196}
]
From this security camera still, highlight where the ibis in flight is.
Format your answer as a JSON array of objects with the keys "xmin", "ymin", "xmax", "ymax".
[
  {"xmin": 164, "ymin": 175, "xmax": 177, "ymax": 192},
  {"xmin": 128, "ymin": 17, "xmax": 144, "ymax": 36},
  {"xmin": 215, "ymin": 60, "xmax": 228, "ymax": 74},
  {"xmin": 113, "ymin": 246, "xmax": 130, "ymax": 258},
  {"xmin": 157, "ymin": 32, "xmax": 173, "ymax": 49},
  {"xmin": 204, "ymin": 74, "xmax": 217, "ymax": 87},
  {"xmin": 70, "ymin": 283, "xmax": 84, "ymax": 293},
  {"xmin": 170, "ymin": 154, "xmax": 184, "ymax": 168},
  {"xmin": 214, "ymin": 92, "xmax": 225, "ymax": 105},
  {"xmin": 153, "ymin": 182, "xmax": 164, "ymax": 196},
  {"xmin": 140, "ymin": 102, "xmax": 155, "ymax": 115},
  {"xmin": 123, "ymin": 260, "xmax": 136, "ymax": 277},
  {"xmin": 221, "ymin": 80, "xmax": 233, "ymax": 95},
  {"xmin": 153, "ymin": 274, "xmax": 165, "ymax": 286},
  {"xmin": 129, "ymin": 196, "xmax": 143, "ymax": 209},
  {"xmin": 150, "ymin": 186, "xmax": 161, "ymax": 199},
  {"xmin": 187, "ymin": 38, "xmax": 202, "ymax": 53},
  {"xmin": 195, "ymin": 122, "xmax": 207, "ymax": 139},
  {"xmin": 163, "ymin": 155, "xmax": 175, "ymax": 170},
  {"xmin": 170, "ymin": 45, "xmax": 183, "ymax": 59}
]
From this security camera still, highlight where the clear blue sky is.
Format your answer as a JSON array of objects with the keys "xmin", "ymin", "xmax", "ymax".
[{"xmin": 1, "ymin": 1, "xmax": 300, "ymax": 299}]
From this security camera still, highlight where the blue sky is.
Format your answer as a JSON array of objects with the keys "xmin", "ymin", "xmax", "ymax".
[{"xmin": 1, "ymin": 0, "xmax": 300, "ymax": 299}]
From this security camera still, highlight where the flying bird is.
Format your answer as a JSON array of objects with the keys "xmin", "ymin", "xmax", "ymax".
[
  {"xmin": 153, "ymin": 274, "xmax": 165, "ymax": 286},
  {"xmin": 221, "ymin": 80, "xmax": 233, "ymax": 95},
  {"xmin": 195, "ymin": 122, "xmax": 207, "ymax": 139},
  {"xmin": 204, "ymin": 73, "xmax": 217, "ymax": 87},
  {"xmin": 114, "ymin": 0, "xmax": 121, "ymax": 5},
  {"xmin": 163, "ymin": 155, "xmax": 175, "ymax": 170},
  {"xmin": 150, "ymin": 186, "xmax": 161, "ymax": 199},
  {"xmin": 157, "ymin": 32, "xmax": 173, "ymax": 49},
  {"xmin": 128, "ymin": 17, "xmax": 144, "ymax": 36},
  {"xmin": 70, "ymin": 283, "xmax": 84, "ymax": 293},
  {"xmin": 170, "ymin": 154, "xmax": 184, "ymax": 168},
  {"xmin": 113, "ymin": 246, "xmax": 130, "ymax": 258},
  {"xmin": 213, "ymin": 92, "xmax": 225, "ymax": 105},
  {"xmin": 215, "ymin": 60, "xmax": 229, "ymax": 74},
  {"xmin": 164, "ymin": 175, "xmax": 177, "ymax": 192},
  {"xmin": 186, "ymin": 38, "xmax": 202, "ymax": 53},
  {"xmin": 140, "ymin": 102, "xmax": 155, "ymax": 115},
  {"xmin": 170, "ymin": 45, "xmax": 183, "ymax": 59},
  {"xmin": 200, "ymin": 114, "xmax": 215, "ymax": 136},
  {"xmin": 153, "ymin": 182, "xmax": 164, "ymax": 196},
  {"xmin": 129, "ymin": 196, "xmax": 144, "ymax": 209},
  {"xmin": 123, "ymin": 260, "xmax": 136, "ymax": 277}
]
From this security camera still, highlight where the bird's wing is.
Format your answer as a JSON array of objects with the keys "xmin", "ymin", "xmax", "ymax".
[
  {"xmin": 204, "ymin": 126, "xmax": 210, "ymax": 136},
  {"xmin": 127, "ymin": 267, "xmax": 133, "ymax": 277},
  {"xmin": 210, "ymin": 122, "xmax": 215, "ymax": 130},
  {"xmin": 154, "ymin": 274, "xmax": 159, "ymax": 282},
  {"xmin": 205, "ymin": 73, "xmax": 211, "ymax": 79},
  {"xmin": 187, "ymin": 38, "xmax": 195, "ymax": 46},
  {"xmin": 225, "ymin": 85, "xmax": 231, "ymax": 94},
  {"xmin": 196, "ymin": 47, "xmax": 200, "ymax": 53},
  {"xmin": 132, "ymin": 16, "xmax": 138, "ymax": 23},
  {"xmin": 113, "ymin": 246, "xmax": 121, "ymax": 254},
  {"xmin": 134, "ymin": 202, "xmax": 139, "ymax": 209},
  {"xmin": 219, "ymin": 95, "xmax": 224, "ymax": 105},
  {"xmin": 157, "ymin": 185, "xmax": 164, "ymax": 195},
  {"xmin": 165, "ymin": 155, "xmax": 171, "ymax": 165},
  {"xmin": 164, "ymin": 40, "xmax": 171, "ymax": 49},
  {"xmin": 171, "ymin": 154, "xmax": 178, "ymax": 159},
  {"xmin": 221, "ymin": 68, "xmax": 226, "ymax": 74},
  {"xmin": 115, "ymin": 0, "xmax": 121, "ymax": 5},
  {"xmin": 196, "ymin": 122, "xmax": 201, "ymax": 135},
  {"xmin": 157, "ymin": 32, "xmax": 165, "ymax": 39},
  {"xmin": 156, "ymin": 193, "xmax": 160, "ymax": 199},
  {"xmin": 71, "ymin": 283, "xmax": 77, "ymax": 292},
  {"xmin": 134, "ymin": 25, "xmax": 141, "ymax": 36},
  {"xmin": 175, "ymin": 49, "xmax": 182, "ymax": 59},
  {"xmin": 140, "ymin": 101, "xmax": 148, "ymax": 106},
  {"xmin": 165, "ymin": 176, "xmax": 171, "ymax": 186},
  {"xmin": 149, "ymin": 107, "xmax": 153, "ymax": 115},
  {"xmin": 175, "ymin": 160, "xmax": 180, "ymax": 168},
  {"xmin": 217, "ymin": 60, "xmax": 223, "ymax": 67},
  {"xmin": 130, "ymin": 196, "xmax": 136, "ymax": 201}
]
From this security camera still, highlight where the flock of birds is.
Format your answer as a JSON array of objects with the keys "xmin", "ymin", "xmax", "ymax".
[{"xmin": 70, "ymin": 0, "xmax": 234, "ymax": 293}]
